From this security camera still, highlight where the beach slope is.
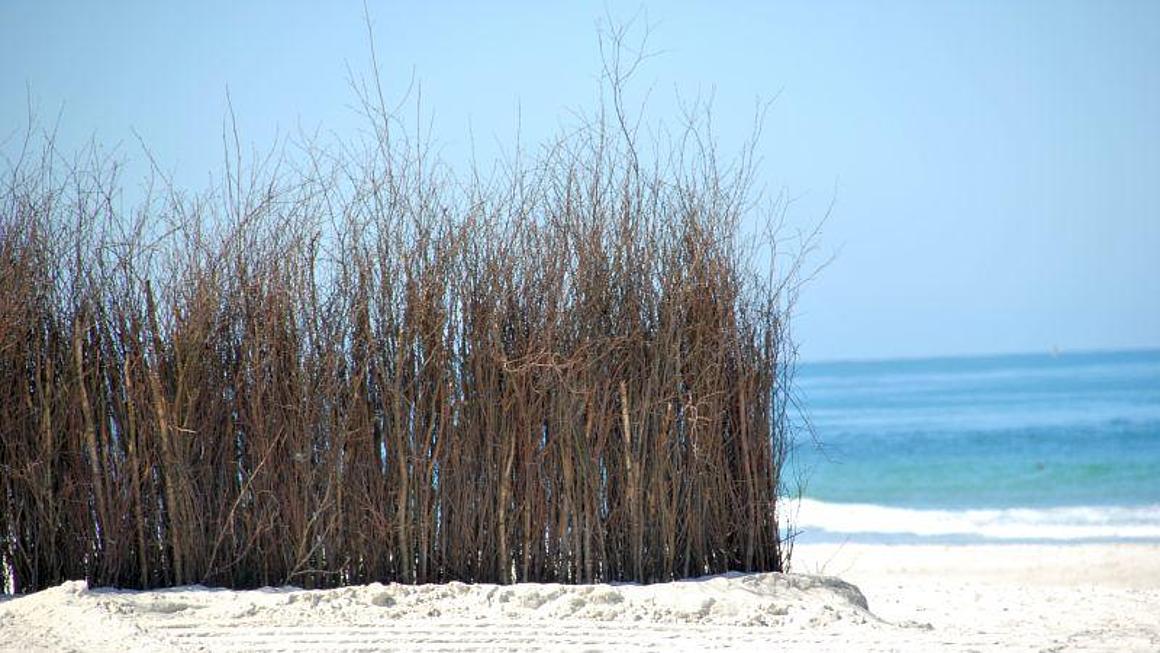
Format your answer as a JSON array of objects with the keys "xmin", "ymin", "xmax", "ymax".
[{"xmin": 1, "ymin": 544, "xmax": 1156, "ymax": 651}]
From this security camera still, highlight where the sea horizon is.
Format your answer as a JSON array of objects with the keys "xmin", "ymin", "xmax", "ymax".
[
  {"xmin": 790, "ymin": 347, "xmax": 1160, "ymax": 544},
  {"xmin": 797, "ymin": 344, "xmax": 1160, "ymax": 367}
]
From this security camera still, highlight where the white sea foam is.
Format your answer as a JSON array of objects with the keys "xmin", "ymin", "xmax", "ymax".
[{"xmin": 793, "ymin": 497, "xmax": 1160, "ymax": 541}]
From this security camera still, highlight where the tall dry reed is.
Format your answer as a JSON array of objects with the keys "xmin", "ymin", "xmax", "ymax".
[{"xmin": 0, "ymin": 38, "xmax": 806, "ymax": 593}]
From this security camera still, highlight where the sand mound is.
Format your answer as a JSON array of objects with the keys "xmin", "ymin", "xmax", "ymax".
[{"xmin": 0, "ymin": 573, "xmax": 878, "ymax": 651}]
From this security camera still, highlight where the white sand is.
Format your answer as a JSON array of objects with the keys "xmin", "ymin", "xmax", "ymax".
[
  {"xmin": 791, "ymin": 542, "xmax": 1160, "ymax": 651},
  {"xmin": 1, "ymin": 544, "xmax": 1157, "ymax": 651}
]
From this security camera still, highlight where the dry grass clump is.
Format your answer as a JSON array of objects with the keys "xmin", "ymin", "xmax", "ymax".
[{"xmin": 0, "ymin": 42, "xmax": 805, "ymax": 593}]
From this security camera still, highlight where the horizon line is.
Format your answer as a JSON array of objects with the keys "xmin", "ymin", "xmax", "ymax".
[{"xmin": 798, "ymin": 345, "xmax": 1160, "ymax": 367}]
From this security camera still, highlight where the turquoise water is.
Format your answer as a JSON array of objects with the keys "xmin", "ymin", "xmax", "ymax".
[{"xmin": 791, "ymin": 349, "xmax": 1160, "ymax": 541}]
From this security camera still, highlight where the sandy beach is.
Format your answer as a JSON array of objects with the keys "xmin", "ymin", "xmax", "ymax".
[
  {"xmin": 791, "ymin": 542, "xmax": 1160, "ymax": 651},
  {"xmin": 1, "ymin": 543, "xmax": 1156, "ymax": 652}
]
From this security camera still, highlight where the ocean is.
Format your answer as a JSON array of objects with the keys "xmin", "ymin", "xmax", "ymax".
[{"xmin": 789, "ymin": 348, "xmax": 1160, "ymax": 543}]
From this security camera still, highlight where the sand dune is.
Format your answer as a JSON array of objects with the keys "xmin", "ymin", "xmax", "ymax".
[{"xmin": 2, "ymin": 544, "xmax": 1157, "ymax": 652}]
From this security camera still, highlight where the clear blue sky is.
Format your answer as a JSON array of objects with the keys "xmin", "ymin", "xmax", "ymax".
[{"xmin": 2, "ymin": 0, "xmax": 1157, "ymax": 362}]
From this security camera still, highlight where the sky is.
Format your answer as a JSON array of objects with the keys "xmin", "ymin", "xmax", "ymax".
[{"xmin": 2, "ymin": 0, "xmax": 1157, "ymax": 362}]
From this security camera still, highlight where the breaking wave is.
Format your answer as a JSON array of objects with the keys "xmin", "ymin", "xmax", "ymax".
[{"xmin": 792, "ymin": 497, "xmax": 1160, "ymax": 541}]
